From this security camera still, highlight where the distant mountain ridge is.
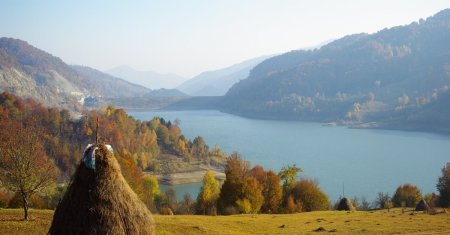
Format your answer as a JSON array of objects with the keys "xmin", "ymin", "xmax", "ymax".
[
  {"xmin": 222, "ymin": 9, "xmax": 450, "ymax": 133},
  {"xmin": 106, "ymin": 66, "xmax": 186, "ymax": 89},
  {"xmin": 178, "ymin": 55, "xmax": 271, "ymax": 96},
  {"xmin": 0, "ymin": 37, "xmax": 188, "ymax": 112}
]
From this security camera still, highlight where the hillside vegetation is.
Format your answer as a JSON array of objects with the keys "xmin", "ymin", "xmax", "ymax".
[
  {"xmin": 1, "ymin": 208, "xmax": 449, "ymax": 235},
  {"xmin": 223, "ymin": 9, "xmax": 450, "ymax": 133},
  {"xmin": 0, "ymin": 92, "xmax": 226, "ymax": 191}
]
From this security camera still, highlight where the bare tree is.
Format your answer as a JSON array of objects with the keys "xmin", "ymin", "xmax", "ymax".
[{"xmin": 0, "ymin": 121, "xmax": 58, "ymax": 220}]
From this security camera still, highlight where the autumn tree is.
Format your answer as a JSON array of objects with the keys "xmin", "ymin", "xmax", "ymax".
[
  {"xmin": 165, "ymin": 188, "xmax": 177, "ymax": 212},
  {"xmin": 437, "ymin": 163, "xmax": 450, "ymax": 207},
  {"xmin": 392, "ymin": 183, "xmax": 422, "ymax": 207},
  {"xmin": 142, "ymin": 175, "xmax": 161, "ymax": 210},
  {"xmin": 197, "ymin": 170, "xmax": 220, "ymax": 215},
  {"xmin": 278, "ymin": 164, "xmax": 302, "ymax": 210},
  {"xmin": 279, "ymin": 164, "xmax": 302, "ymax": 189},
  {"xmin": 217, "ymin": 152, "xmax": 248, "ymax": 214},
  {"xmin": 261, "ymin": 171, "xmax": 282, "ymax": 213},
  {"xmin": 248, "ymin": 166, "xmax": 282, "ymax": 213},
  {"xmin": 0, "ymin": 121, "xmax": 58, "ymax": 220},
  {"xmin": 191, "ymin": 136, "xmax": 208, "ymax": 160},
  {"xmin": 240, "ymin": 177, "xmax": 264, "ymax": 213}
]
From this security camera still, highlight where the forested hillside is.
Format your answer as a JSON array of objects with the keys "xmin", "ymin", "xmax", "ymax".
[
  {"xmin": 0, "ymin": 92, "xmax": 226, "ymax": 188},
  {"xmin": 223, "ymin": 9, "xmax": 450, "ymax": 132}
]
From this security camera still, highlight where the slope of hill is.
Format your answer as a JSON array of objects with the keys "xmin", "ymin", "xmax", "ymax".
[
  {"xmin": 71, "ymin": 65, "xmax": 151, "ymax": 97},
  {"xmin": 0, "ymin": 38, "xmax": 152, "ymax": 111},
  {"xmin": 178, "ymin": 56, "xmax": 271, "ymax": 96},
  {"xmin": 223, "ymin": 9, "xmax": 450, "ymax": 132},
  {"xmin": 0, "ymin": 92, "xmax": 226, "ymax": 182},
  {"xmin": 106, "ymin": 66, "xmax": 186, "ymax": 89}
]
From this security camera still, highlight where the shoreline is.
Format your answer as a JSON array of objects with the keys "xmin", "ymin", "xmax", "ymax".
[{"xmin": 145, "ymin": 169, "xmax": 225, "ymax": 186}]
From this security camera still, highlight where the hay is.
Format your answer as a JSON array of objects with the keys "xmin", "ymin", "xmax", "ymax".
[
  {"xmin": 415, "ymin": 199, "xmax": 430, "ymax": 211},
  {"xmin": 337, "ymin": 197, "xmax": 355, "ymax": 211},
  {"xmin": 48, "ymin": 145, "xmax": 155, "ymax": 235}
]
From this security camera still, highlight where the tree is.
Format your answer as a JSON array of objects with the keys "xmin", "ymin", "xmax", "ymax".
[
  {"xmin": 259, "ymin": 170, "xmax": 282, "ymax": 213},
  {"xmin": 177, "ymin": 193, "xmax": 196, "ymax": 215},
  {"xmin": 278, "ymin": 164, "xmax": 302, "ymax": 210},
  {"xmin": 143, "ymin": 175, "xmax": 161, "ymax": 210},
  {"xmin": 375, "ymin": 192, "xmax": 390, "ymax": 209},
  {"xmin": 0, "ymin": 121, "xmax": 58, "ymax": 220},
  {"xmin": 278, "ymin": 164, "xmax": 302, "ymax": 187},
  {"xmin": 217, "ymin": 152, "xmax": 248, "ymax": 214},
  {"xmin": 165, "ymin": 188, "xmax": 177, "ymax": 212},
  {"xmin": 385, "ymin": 200, "xmax": 394, "ymax": 212},
  {"xmin": 192, "ymin": 136, "xmax": 208, "ymax": 160},
  {"xmin": 437, "ymin": 163, "xmax": 450, "ymax": 207},
  {"xmin": 197, "ymin": 171, "xmax": 220, "ymax": 215},
  {"xmin": 392, "ymin": 183, "xmax": 422, "ymax": 207},
  {"xmin": 241, "ymin": 177, "xmax": 264, "ymax": 214}
]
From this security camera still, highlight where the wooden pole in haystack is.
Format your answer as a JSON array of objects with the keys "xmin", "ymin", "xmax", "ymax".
[{"xmin": 95, "ymin": 116, "xmax": 99, "ymax": 145}]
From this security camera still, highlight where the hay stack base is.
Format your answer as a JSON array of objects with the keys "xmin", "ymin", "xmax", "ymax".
[
  {"xmin": 415, "ymin": 199, "xmax": 431, "ymax": 211},
  {"xmin": 48, "ymin": 145, "xmax": 155, "ymax": 235},
  {"xmin": 337, "ymin": 197, "xmax": 355, "ymax": 211}
]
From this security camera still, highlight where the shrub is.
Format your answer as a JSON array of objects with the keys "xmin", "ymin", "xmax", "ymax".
[
  {"xmin": 8, "ymin": 193, "xmax": 47, "ymax": 209},
  {"xmin": 291, "ymin": 179, "xmax": 329, "ymax": 212}
]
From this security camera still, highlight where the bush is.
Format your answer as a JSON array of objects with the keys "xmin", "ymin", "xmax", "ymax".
[
  {"xmin": 236, "ymin": 198, "xmax": 252, "ymax": 214},
  {"xmin": 0, "ymin": 191, "xmax": 9, "ymax": 208},
  {"xmin": 392, "ymin": 183, "xmax": 422, "ymax": 207},
  {"xmin": 223, "ymin": 206, "xmax": 239, "ymax": 215},
  {"xmin": 291, "ymin": 179, "xmax": 330, "ymax": 212},
  {"xmin": 159, "ymin": 207, "xmax": 174, "ymax": 215},
  {"xmin": 8, "ymin": 193, "xmax": 47, "ymax": 209},
  {"xmin": 286, "ymin": 195, "xmax": 302, "ymax": 213}
]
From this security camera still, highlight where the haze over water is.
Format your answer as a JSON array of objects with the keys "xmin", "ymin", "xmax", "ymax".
[{"xmin": 130, "ymin": 110, "xmax": 450, "ymax": 202}]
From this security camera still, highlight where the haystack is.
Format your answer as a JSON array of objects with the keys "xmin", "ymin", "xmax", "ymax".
[
  {"xmin": 337, "ymin": 197, "xmax": 355, "ymax": 211},
  {"xmin": 415, "ymin": 199, "xmax": 430, "ymax": 211},
  {"xmin": 48, "ymin": 144, "xmax": 155, "ymax": 235}
]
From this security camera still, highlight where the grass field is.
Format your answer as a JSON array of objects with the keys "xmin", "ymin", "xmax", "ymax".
[{"xmin": 1, "ymin": 208, "xmax": 450, "ymax": 234}]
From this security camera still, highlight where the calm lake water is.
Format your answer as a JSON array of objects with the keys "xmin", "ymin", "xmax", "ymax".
[{"xmin": 129, "ymin": 110, "xmax": 450, "ymax": 202}]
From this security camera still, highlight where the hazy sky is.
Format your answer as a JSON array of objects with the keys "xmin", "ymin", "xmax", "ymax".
[{"xmin": 1, "ymin": 0, "xmax": 449, "ymax": 78}]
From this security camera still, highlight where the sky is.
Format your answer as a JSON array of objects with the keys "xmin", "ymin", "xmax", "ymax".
[{"xmin": 1, "ymin": 0, "xmax": 450, "ymax": 78}]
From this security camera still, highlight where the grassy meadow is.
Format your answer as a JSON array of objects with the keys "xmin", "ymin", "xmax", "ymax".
[{"xmin": 1, "ymin": 208, "xmax": 450, "ymax": 234}]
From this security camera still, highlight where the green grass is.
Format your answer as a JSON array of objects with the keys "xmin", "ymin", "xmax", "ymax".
[{"xmin": 1, "ymin": 208, "xmax": 450, "ymax": 234}]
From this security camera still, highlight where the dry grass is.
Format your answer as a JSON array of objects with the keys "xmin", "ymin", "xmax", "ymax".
[
  {"xmin": 0, "ymin": 209, "xmax": 53, "ymax": 235},
  {"xmin": 1, "ymin": 208, "xmax": 450, "ymax": 234}
]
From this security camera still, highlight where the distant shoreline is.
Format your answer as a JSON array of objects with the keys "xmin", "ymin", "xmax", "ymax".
[{"xmin": 145, "ymin": 169, "xmax": 225, "ymax": 186}]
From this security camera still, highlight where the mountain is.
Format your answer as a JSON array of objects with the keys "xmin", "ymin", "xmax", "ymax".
[
  {"xmin": 106, "ymin": 66, "xmax": 186, "ymax": 89},
  {"xmin": 222, "ymin": 9, "xmax": 450, "ymax": 132},
  {"xmin": 71, "ymin": 65, "xmax": 151, "ymax": 97},
  {"xmin": 0, "ymin": 37, "xmax": 152, "ymax": 111},
  {"xmin": 178, "ymin": 55, "xmax": 271, "ymax": 96}
]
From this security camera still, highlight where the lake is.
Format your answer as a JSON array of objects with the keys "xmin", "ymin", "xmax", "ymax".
[{"xmin": 129, "ymin": 110, "xmax": 450, "ymax": 202}]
